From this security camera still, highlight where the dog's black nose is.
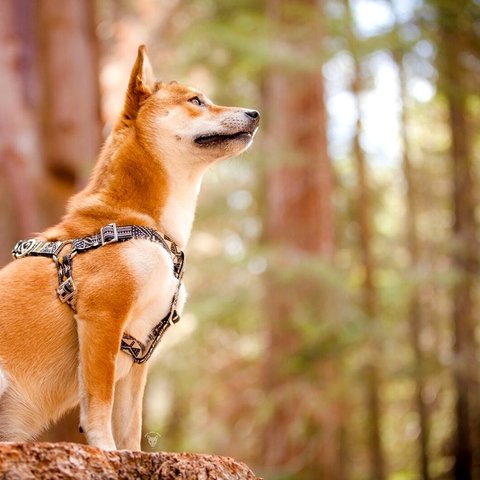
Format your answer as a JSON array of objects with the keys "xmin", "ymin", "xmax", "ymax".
[{"xmin": 245, "ymin": 110, "xmax": 260, "ymax": 120}]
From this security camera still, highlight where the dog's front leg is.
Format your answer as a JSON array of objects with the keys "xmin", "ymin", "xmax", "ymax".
[
  {"xmin": 77, "ymin": 317, "xmax": 121, "ymax": 450},
  {"xmin": 112, "ymin": 360, "xmax": 149, "ymax": 450}
]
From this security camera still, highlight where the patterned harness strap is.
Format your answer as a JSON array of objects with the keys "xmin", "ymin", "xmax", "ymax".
[{"xmin": 12, "ymin": 223, "xmax": 185, "ymax": 364}]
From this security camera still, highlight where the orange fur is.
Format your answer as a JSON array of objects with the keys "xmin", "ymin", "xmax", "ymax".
[{"xmin": 0, "ymin": 45, "xmax": 259, "ymax": 450}]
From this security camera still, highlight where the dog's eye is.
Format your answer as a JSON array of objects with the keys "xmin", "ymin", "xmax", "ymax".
[{"xmin": 188, "ymin": 96, "xmax": 203, "ymax": 107}]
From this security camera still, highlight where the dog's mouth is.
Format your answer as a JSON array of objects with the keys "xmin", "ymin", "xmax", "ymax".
[{"xmin": 194, "ymin": 130, "xmax": 254, "ymax": 147}]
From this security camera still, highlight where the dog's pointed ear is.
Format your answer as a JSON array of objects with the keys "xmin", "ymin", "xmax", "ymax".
[{"xmin": 123, "ymin": 45, "xmax": 155, "ymax": 120}]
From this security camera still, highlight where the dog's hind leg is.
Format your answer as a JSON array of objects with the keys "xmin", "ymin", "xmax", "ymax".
[{"xmin": 0, "ymin": 387, "xmax": 45, "ymax": 441}]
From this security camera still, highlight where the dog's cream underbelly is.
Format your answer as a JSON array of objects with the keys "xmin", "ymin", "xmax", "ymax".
[{"xmin": 115, "ymin": 239, "xmax": 187, "ymax": 381}]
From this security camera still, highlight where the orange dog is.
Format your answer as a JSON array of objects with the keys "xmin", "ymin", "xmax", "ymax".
[{"xmin": 0, "ymin": 46, "xmax": 259, "ymax": 450}]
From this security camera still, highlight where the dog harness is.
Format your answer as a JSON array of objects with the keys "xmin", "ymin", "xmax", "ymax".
[{"xmin": 11, "ymin": 223, "xmax": 184, "ymax": 364}]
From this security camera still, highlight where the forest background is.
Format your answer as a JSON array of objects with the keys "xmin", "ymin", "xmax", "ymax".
[{"xmin": 0, "ymin": 1, "xmax": 479, "ymax": 479}]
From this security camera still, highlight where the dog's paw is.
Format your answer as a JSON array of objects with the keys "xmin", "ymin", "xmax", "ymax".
[
  {"xmin": 93, "ymin": 442, "xmax": 117, "ymax": 451},
  {"xmin": 85, "ymin": 433, "xmax": 117, "ymax": 451}
]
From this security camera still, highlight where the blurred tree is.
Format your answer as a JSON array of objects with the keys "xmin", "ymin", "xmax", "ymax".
[
  {"xmin": 432, "ymin": 1, "xmax": 480, "ymax": 478},
  {"xmin": 344, "ymin": 1, "xmax": 385, "ymax": 478},
  {"xmin": 262, "ymin": 0, "xmax": 339, "ymax": 478},
  {"xmin": 389, "ymin": 2, "xmax": 431, "ymax": 478},
  {"xmin": 37, "ymin": 0, "xmax": 102, "ymax": 222},
  {"xmin": 0, "ymin": 0, "xmax": 40, "ymax": 265}
]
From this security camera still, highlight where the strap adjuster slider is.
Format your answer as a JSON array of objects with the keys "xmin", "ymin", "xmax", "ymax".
[
  {"xmin": 57, "ymin": 277, "xmax": 76, "ymax": 303},
  {"xmin": 100, "ymin": 223, "xmax": 119, "ymax": 246}
]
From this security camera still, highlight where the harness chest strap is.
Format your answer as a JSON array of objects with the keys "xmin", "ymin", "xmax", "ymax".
[{"xmin": 11, "ymin": 223, "xmax": 185, "ymax": 364}]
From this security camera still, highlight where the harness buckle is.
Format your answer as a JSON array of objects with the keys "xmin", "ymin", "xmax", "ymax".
[
  {"xmin": 12, "ymin": 239, "xmax": 37, "ymax": 259},
  {"xmin": 57, "ymin": 277, "xmax": 76, "ymax": 303},
  {"xmin": 100, "ymin": 223, "xmax": 119, "ymax": 246}
]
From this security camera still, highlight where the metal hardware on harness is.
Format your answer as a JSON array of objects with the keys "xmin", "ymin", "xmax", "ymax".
[
  {"xmin": 11, "ymin": 223, "xmax": 185, "ymax": 364},
  {"xmin": 57, "ymin": 276, "xmax": 76, "ymax": 303},
  {"xmin": 11, "ymin": 239, "xmax": 37, "ymax": 258},
  {"xmin": 54, "ymin": 252, "xmax": 77, "ymax": 308},
  {"xmin": 12, "ymin": 239, "xmax": 67, "ymax": 259},
  {"xmin": 100, "ymin": 223, "xmax": 118, "ymax": 245},
  {"xmin": 168, "ymin": 269, "xmax": 184, "ymax": 326}
]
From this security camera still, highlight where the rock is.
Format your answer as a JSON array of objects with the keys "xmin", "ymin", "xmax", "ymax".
[{"xmin": 0, "ymin": 442, "xmax": 261, "ymax": 480}]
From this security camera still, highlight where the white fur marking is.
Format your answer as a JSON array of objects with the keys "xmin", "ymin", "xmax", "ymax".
[{"xmin": 115, "ymin": 239, "xmax": 187, "ymax": 376}]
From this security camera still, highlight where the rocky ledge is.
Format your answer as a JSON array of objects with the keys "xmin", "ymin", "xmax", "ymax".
[{"xmin": 0, "ymin": 442, "xmax": 260, "ymax": 480}]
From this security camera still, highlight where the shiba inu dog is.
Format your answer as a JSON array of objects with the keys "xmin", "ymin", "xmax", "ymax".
[{"xmin": 0, "ymin": 45, "xmax": 259, "ymax": 450}]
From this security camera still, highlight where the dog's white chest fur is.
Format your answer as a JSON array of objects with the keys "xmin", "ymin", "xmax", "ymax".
[{"xmin": 115, "ymin": 239, "xmax": 186, "ymax": 380}]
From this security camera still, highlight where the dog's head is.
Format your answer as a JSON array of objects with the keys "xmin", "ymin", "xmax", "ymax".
[{"xmin": 120, "ymin": 46, "xmax": 259, "ymax": 166}]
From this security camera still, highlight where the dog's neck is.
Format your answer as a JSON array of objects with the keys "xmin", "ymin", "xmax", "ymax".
[
  {"xmin": 50, "ymin": 129, "xmax": 205, "ymax": 250},
  {"xmin": 158, "ymin": 169, "xmax": 205, "ymax": 249}
]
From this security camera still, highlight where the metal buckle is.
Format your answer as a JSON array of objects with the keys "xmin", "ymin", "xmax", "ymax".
[
  {"xmin": 100, "ymin": 223, "xmax": 118, "ymax": 246},
  {"xmin": 12, "ymin": 239, "xmax": 37, "ymax": 259},
  {"xmin": 57, "ymin": 277, "xmax": 76, "ymax": 303},
  {"xmin": 168, "ymin": 271, "xmax": 184, "ymax": 326}
]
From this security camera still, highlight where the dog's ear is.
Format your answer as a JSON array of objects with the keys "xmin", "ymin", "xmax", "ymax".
[{"xmin": 123, "ymin": 45, "xmax": 155, "ymax": 120}]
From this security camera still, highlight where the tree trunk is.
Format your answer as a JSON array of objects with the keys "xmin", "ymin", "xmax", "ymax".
[
  {"xmin": 435, "ymin": 2, "xmax": 478, "ymax": 478},
  {"xmin": 36, "ymin": 0, "xmax": 102, "ymax": 226},
  {"xmin": 398, "ymin": 50, "xmax": 430, "ymax": 480},
  {"xmin": 445, "ymin": 33, "xmax": 475, "ymax": 480},
  {"xmin": 0, "ymin": 0, "xmax": 41, "ymax": 265},
  {"xmin": 343, "ymin": 1, "xmax": 385, "ymax": 479},
  {"xmin": 263, "ymin": 1, "xmax": 338, "ymax": 477},
  {"xmin": 389, "ymin": 4, "xmax": 431, "ymax": 474}
]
